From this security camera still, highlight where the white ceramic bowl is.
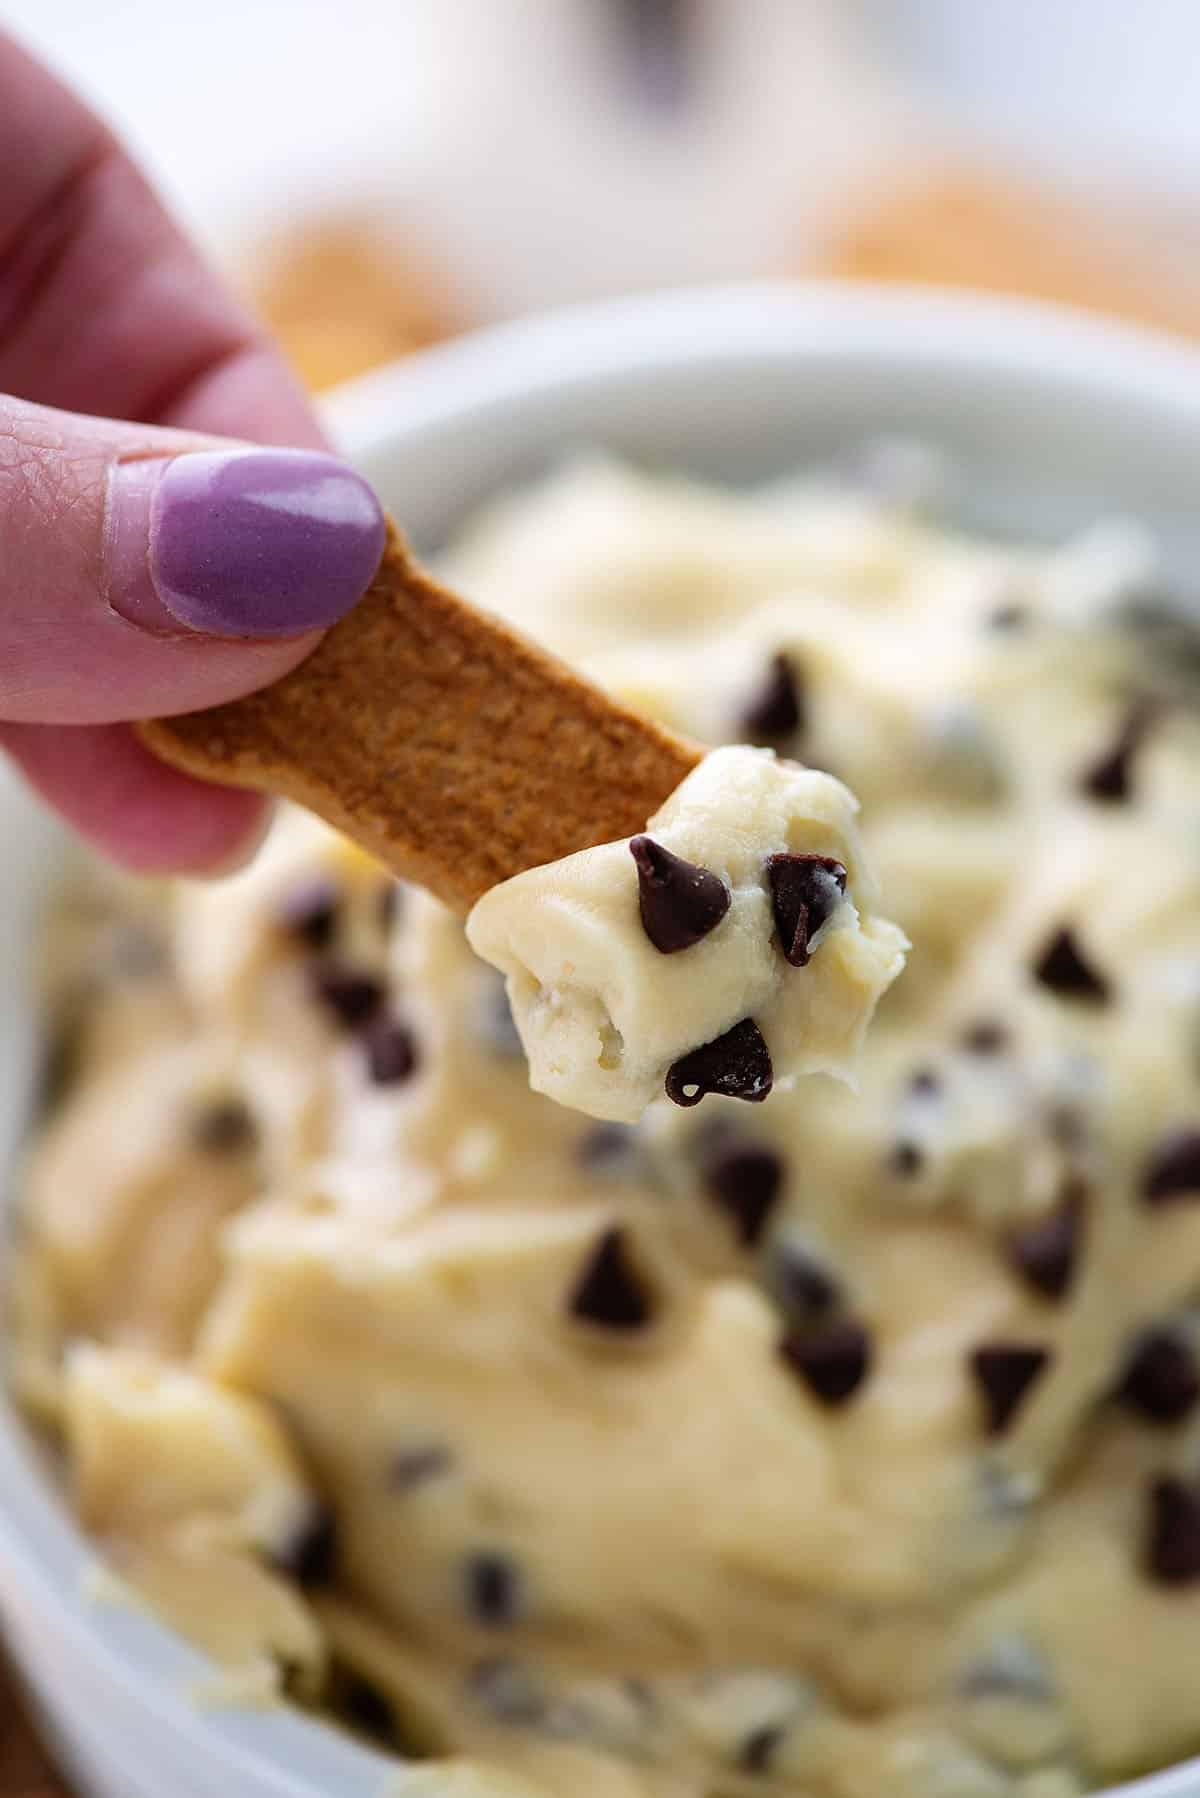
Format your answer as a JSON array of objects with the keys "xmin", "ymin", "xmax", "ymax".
[{"xmin": 4, "ymin": 283, "xmax": 1200, "ymax": 1797}]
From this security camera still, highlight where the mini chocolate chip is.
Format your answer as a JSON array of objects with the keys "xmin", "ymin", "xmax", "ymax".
[
  {"xmin": 276, "ymin": 875, "xmax": 341, "ymax": 951},
  {"xmin": 741, "ymin": 652, "xmax": 805, "ymax": 742},
  {"xmin": 1079, "ymin": 701, "xmax": 1155, "ymax": 804},
  {"xmin": 271, "ymin": 1504, "xmax": 337, "ymax": 1588},
  {"xmin": 701, "ymin": 1142, "xmax": 784, "ymax": 1246},
  {"xmin": 962, "ymin": 1020, "xmax": 1009, "ymax": 1055},
  {"xmin": 765, "ymin": 1237, "xmax": 841, "ymax": 1322},
  {"xmin": 909, "ymin": 1066, "xmax": 941, "ymax": 1096},
  {"xmin": 388, "ymin": 1444, "xmax": 453, "ymax": 1489},
  {"xmin": 1145, "ymin": 1476, "xmax": 1200, "ymax": 1585},
  {"xmin": 665, "ymin": 1018, "xmax": 773, "ymax": 1108},
  {"xmin": 190, "ymin": 1096, "xmax": 257, "ymax": 1155},
  {"xmin": 577, "ymin": 1122, "xmax": 641, "ymax": 1174},
  {"xmin": 1142, "ymin": 1130, "xmax": 1200, "ymax": 1205},
  {"xmin": 987, "ymin": 602, "xmax": 1031, "ymax": 632},
  {"xmin": 311, "ymin": 964, "xmax": 386, "ymax": 1030},
  {"xmin": 765, "ymin": 854, "xmax": 847, "ymax": 968},
  {"xmin": 569, "ymin": 1228, "xmax": 654, "ymax": 1329},
  {"xmin": 740, "ymin": 1723, "xmax": 785, "ymax": 1773},
  {"xmin": 1032, "ymin": 927, "xmax": 1111, "ymax": 1005},
  {"xmin": 890, "ymin": 1140, "xmax": 923, "ymax": 1178},
  {"xmin": 630, "ymin": 836, "xmax": 731, "ymax": 955},
  {"xmin": 1117, "ymin": 1330, "xmax": 1200, "ymax": 1425},
  {"xmin": 779, "ymin": 1318, "xmax": 871, "ymax": 1406},
  {"xmin": 362, "ymin": 1016, "xmax": 419, "ymax": 1086},
  {"xmin": 335, "ymin": 1665, "xmax": 400, "ymax": 1747},
  {"xmin": 377, "ymin": 880, "xmax": 403, "ymax": 932},
  {"xmin": 466, "ymin": 1553, "xmax": 521, "ymax": 1627},
  {"xmin": 1006, "ymin": 1188, "xmax": 1084, "ymax": 1302},
  {"xmin": 970, "ymin": 1344, "xmax": 1051, "ymax": 1435}
]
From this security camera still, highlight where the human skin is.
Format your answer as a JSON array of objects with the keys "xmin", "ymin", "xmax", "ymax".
[{"xmin": 0, "ymin": 29, "xmax": 387, "ymax": 872}]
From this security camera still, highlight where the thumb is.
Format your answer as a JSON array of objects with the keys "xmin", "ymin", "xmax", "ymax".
[{"xmin": 0, "ymin": 394, "xmax": 386, "ymax": 725}]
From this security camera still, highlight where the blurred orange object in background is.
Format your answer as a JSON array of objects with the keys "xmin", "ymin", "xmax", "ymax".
[
  {"xmin": 254, "ymin": 222, "xmax": 465, "ymax": 392},
  {"xmin": 821, "ymin": 168, "xmax": 1200, "ymax": 342}
]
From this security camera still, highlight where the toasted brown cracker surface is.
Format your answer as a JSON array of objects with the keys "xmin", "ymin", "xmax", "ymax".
[{"xmin": 140, "ymin": 525, "xmax": 701, "ymax": 911}]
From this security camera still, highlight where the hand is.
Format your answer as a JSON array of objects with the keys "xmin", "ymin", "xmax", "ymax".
[{"xmin": 0, "ymin": 31, "xmax": 386, "ymax": 871}]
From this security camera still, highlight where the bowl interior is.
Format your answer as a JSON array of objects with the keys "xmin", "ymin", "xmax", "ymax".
[{"xmin": 6, "ymin": 283, "xmax": 1200, "ymax": 1797}]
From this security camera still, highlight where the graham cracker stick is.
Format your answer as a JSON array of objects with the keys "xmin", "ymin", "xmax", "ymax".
[{"xmin": 139, "ymin": 522, "xmax": 703, "ymax": 911}]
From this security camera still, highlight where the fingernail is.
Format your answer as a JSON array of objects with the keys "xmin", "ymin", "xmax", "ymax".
[{"xmin": 107, "ymin": 449, "xmax": 387, "ymax": 638}]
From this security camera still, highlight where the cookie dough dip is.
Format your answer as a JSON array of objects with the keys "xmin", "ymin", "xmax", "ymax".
[
  {"xmin": 467, "ymin": 743, "xmax": 906, "ymax": 1123},
  {"xmin": 14, "ymin": 458, "xmax": 1200, "ymax": 1798}
]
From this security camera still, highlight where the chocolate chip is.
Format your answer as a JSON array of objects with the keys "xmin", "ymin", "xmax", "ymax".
[
  {"xmin": 334, "ymin": 1664, "xmax": 400, "ymax": 1747},
  {"xmin": 577, "ymin": 1122, "xmax": 641, "ymax": 1174},
  {"xmin": 701, "ymin": 1142, "xmax": 784, "ymax": 1246},
  {"xmin": 962, "ymin": 1020, "xmax": 1009, "ymax": 1055},
  {"xmin": 569, "ymin": 1228, "xmax": 654, "ymax": 1330},
  {"xmin": 362, "ymin": 1016, "xmax": 419, "ymax": 1086},
  {"xmin": 465, "ymin": 1553, "xmax": 521, "ymax": 1627},
  {"xmin": 665, "ymin": 1018, "xmax": 773, "ymax": 1108},
  {"xmin": 741, "ymin": 652, "xmax": 805, "ymax": 742},
  {"xmin": 311, "ymin": 963, "xmax": 385, "ymax": 1030},
  {"xmin": 909, "ymin": 1066, "xmax": 941, "ymax": 1097},
  {"xmin": 765, "ymin": 854, "xmax": 847, "ymax": 968},
  {"xmin": 190, "ymin": 1096, "xmax": 257, "ymax": 1156},
  {"xmin": 1006, "ymin": 1188, "xmax": 1084, "ymax": 1302},
  {"xmin": 970, "ymin": 1344, "xmax": 1051, "ymax": 1435},
  {"xmin": 276, "ymin": 876, "xmax": 340, "ymax": 951},
  {"xmin": 740, "ymin": 1723, "xmax": 785, "ymax": 1773},
  {"xmin": 1142, "ymin": 1130, "xmax": 1200, "ymax": 1205},
  {"xmin": 377, "ymin": 880, "xmax": 403, "ymax": 932},
  {"xmin": 1032, "ymin": 927, "xmax": 1111, "ymax": 1005},
  {"xmin": 1144, "ymin": 1477, "xmax": 1200, "ymax": 1584},
  {"xmin": 388, "ymin": 1444, "xmax": 453, "ymax": 1489},
  {"xmin": 890, "ymin": 1140, "xmax": 923, "ymax": 1178},
  {"xmin": 765, "ymin": 1237, "xmax": 841, "ymax": 1323},
  {"xmin": 629, "ymin": 836, "xmax": 731, "ymax": 956},
  {"xmin": 1079, "ymin": 701, "xmax": 1155, "ymax": 804},
  {"xmin": 779, "ymin": 1318, "xmax": 871, "ymax": 1406},
  {"xmin": 1117, "ymin": 1330, "xmax": 1200, "ymax": 1425},
  {"xmin": 271, "ymin": 1504, "xmax": 337, "ymax": 1588}
]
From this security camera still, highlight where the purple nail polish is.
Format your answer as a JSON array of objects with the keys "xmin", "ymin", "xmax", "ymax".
[{"xmin": 107, "ymin": 449, "xmax": 386, "ymax": 638}]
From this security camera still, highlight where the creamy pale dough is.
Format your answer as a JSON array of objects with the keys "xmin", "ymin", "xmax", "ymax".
[
  {"xmin": 14, "ymin": 459, "xmax": 1200, "ymax": 1798},
  {"xmin": 467, "ymin": 744, "xmax": 906, "ymax": 1122}
]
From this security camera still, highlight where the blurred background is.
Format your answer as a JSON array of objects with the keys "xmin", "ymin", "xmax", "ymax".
[{"xmin": 7, "ymin": 0, "xmax": 1200, "ymax": 395}]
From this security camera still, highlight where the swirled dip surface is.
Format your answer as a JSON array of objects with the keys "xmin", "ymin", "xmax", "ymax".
[{"xmin": 14, "ymin": 459, "xmax": 1200, "ymax": 1797}]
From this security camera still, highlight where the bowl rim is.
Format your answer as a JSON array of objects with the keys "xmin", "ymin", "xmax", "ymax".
[
  {"xmin": 320, "ymin": 277, "xmax": 1200, "ymax": 458},
  {"xmin": 7, "ymin": 278, "xmax": 1200, "ymax": 1797}
]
